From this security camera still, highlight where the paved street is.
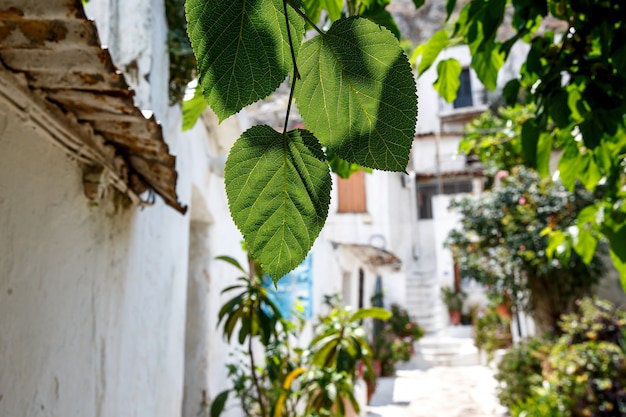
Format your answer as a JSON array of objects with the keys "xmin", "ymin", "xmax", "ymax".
[{"xmin": 366, "ymin": 364, "xmax": 508, "ymax": 417}]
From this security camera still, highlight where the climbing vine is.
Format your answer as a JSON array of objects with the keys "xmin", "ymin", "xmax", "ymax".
[{"xmin": 185, "ymin": 0, "xmax": 417, "ymax": 280}]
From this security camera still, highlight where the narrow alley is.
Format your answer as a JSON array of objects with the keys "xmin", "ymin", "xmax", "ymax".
[{"xmin": 367, "ymin": 327, "xmax": 508, "ymax": 417}]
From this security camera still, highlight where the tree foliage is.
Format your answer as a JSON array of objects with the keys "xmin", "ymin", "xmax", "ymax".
[
  {"xmin": 413, "ymin": 0, "xmax": 626, "ymax": 288},
  {"xmin": 447, "ymin": 166, "xmax": 604, "ymax": 332},
  {"xmin": 185, "ymin": 0, "xmax": 417, "ymax": 280}
]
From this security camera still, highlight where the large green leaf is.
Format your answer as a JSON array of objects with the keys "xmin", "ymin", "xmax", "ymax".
[
  {"xmin": 470, "ymin": 41, "xmax": 504, "ymax": 90},
  {"xmin": 295, "ymin": 17, "xmax": 417, "ymax": 172},
  {"xmin": 185, "ymin": 0, "xmax": 303, "ymax": 121},
  {"xmin": 434, "ymin": 58, "xmax": 462, "ymax": 103},
  {"xmin": 224, "ymin": 125, "xmax": 332, "ymax": 280},
  {"xmin": 414, "ymin": 29, "xmax": 449, "ymax": 75}
]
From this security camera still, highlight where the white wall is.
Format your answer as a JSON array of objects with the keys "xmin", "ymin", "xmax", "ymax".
[
  {"xmin": 0, "ymin": 106, "xmax": 190, "ymax": 417},
  {"xmin": 0, "ymin": 2, "xmax": 254, "ymax": 417},
  {"xmin": 416, "ymin": 42, "xmax": 529, "ymax": 135}
]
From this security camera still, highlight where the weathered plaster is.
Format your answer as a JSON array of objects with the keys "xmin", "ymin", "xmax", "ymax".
[{"xmin": 0, "ymin": 106, "xmax": 190, "ymax": 417}]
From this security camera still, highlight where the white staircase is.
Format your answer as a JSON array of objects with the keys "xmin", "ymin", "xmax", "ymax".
[
  {"xmin": 408, "ymin": 325, "xmax": 480, "ymax": 367},
  {"xmin": 405, "ymin": 271, "xmax": 447, "ymax": 333}
]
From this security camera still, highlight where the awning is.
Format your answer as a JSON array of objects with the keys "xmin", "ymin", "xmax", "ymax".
[
  {"xmin": 0, "ymin": 0, "xmax": 186, "ymax": 213},
  {"xmin": 334, "ymin": 243, "xmax": 402, "ymax": 271}
]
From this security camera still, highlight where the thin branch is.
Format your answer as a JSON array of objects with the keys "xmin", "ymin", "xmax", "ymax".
[
  {"xmin": 283, "ymin": 74, "xmax": 298, "ymax": 134},
  {"xmin": 248, "ymin": 300, "xmax": 268, "ymax": 417},
  {"xmin": 282, "ymin": 0, "xmax": 300, "ymax": 134},
  {"xmin": 285, "ymin": 0, "xmax": 325, "ymax": 36},
  {"xmin": 283, "ymin": 0, "xmax": 300, "ymax": 80}
]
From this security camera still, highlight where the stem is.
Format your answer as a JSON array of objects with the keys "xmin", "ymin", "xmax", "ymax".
[
  {"xmin": 283, "ymin": 74, "xmax": 298, "ymax": 134},
  {"xmin": 285, "ymin": 0, "xmax": 325, "ymax": 36},
  {"xmin": 283, "ymin": 0, "xmax": 300, "ymax": 80},
  {"xmin": 248, "ymin": 302, "xmax": 268, "ymax": 417},
  {"xmin": 282, "ymin": 0, "xmax": 300, "ymax": 133}
]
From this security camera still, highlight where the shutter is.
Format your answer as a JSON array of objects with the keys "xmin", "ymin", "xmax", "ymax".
[{"xmin": 337, "ymin": 170, "xmax": 366, "ymax": 213}]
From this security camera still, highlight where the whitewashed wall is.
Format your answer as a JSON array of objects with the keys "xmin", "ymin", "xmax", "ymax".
[
  {"xmin": 0, "ymin": 1, "xmax": 251, "ymax": 417},
  {"xmin": 0, "ymin": 103, "xmax": 190, "ymax": 417}
]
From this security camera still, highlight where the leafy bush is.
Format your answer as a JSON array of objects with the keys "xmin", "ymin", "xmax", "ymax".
[
  {"xmin": 504, "ymin": 298, "xmax": 626, "ymax": 417},
  {"xmin": 474, "ymin": 304, "xmax": 512, "ymax": 360},
  {"xmin": 495, "ymin": 337, "xmax": 552, "ymax": 410},
  {"xmin": 447, "ymin": 165, "xmax": 603, "ymax": 334},
  {"xmin": 372, "ymin": 304, "xmax": 424, "ymax": 376},
  {"xmin": 211, "ymin": 257, "xmax": 391, "ymax": 417},
  {"xmin": 510, "ymin": 387, "xmax": 566, "ymax": 417},
  {"xmin": 543, "ymin": 298, "xmax": 626, "ymax": 417}
]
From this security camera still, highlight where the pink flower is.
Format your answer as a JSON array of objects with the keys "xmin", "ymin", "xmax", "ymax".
[
  {"xmin": 518, "ymin": 197, "xmax": 527, "ymax": 205},
  {"xmin": 519, "ymin": 245, "xmax": 526, "ymax": 251},
  {"xmin": 496, "ymin": 170, "xmax": 509, "ymax": 179}
]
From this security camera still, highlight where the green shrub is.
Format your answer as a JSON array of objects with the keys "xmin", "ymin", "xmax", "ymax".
[
  {"xmin": 474, "ymin": 304, "xmax": 512, "ymax": 359},
  {"xmin": 544, "ymin": 298, "xmax": 626, "ymax": 417},
  {"xmin": 510, "ymin": 387, "xmax": 565, "ymax": 417},
  {"xmin": 495, "ymin": 336, "xmax": 552, "ymax": 410},
  {"xmin": 372, "ymin": 304, "xmax": 424, "ymax": 376},
  {"xmin": 507, "ymin": 298, "xmax": 626, "ymax": 417}
]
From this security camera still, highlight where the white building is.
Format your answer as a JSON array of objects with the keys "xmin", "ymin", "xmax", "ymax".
[
  {"xmin": 406, "ymin": 42, "xmax": 530, "ymax": 332},
  {"xmin": 0, "ymin": 1, "xmax": 249, "ymax": 416},
  {"xmin": 0, "ymin": 1, "xmax": 534, "ymax": 415},
  {"xmin": 0, "ymin": 1, "xmax": 419, "ymax": 417}
]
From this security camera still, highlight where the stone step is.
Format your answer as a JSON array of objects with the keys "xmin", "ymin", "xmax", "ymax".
[{"xmin": 410, "ymin": 326, "xmax": 479, "ymax": 366}]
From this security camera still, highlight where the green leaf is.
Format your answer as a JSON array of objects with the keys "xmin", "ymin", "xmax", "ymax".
[
  {"xmin": 327, "ymin": 150, "xmax": 367, "ymax": 179},
  {"xmin": 558, "ymin": 141, "xmax": 580, "ymax": 191},
  {"xmin": 434, "ymin": 58, "xmax": 462, "ymax": 103},
  {"xmin": 579, "ymin": 151, "xmax": 602, "ymax": 191},
  {"xmin": 546, "ymin": 230, "xmax": 566, "ymax": 260},
  {"xmin": 603, "ymin": 223, "xmax": 626, "ymax": 269},
  {"xmin": 225, "ymin": 125, "xmax": 332, "ymax": 280},
  {"xmin": 536, "ymin": 132, "xmax": 552, "ymax": 178},
  {"xmin": 578, "ymin": 204, "xmax": 602, "ymax": 228},
  {"xmin": 415, "ymin": 29, "xmax": 450, "ymax": 75},
  {"xmin": 609, "ymin": 248, "xmax": 626, "ymax": 292},
  {"xmin": 605, "ymin": 218, "xmax": 626, "ymax": 290},
  {"xmin": 573, "ymin": 228, "xmax": 597, "ymax": 265},
  {"xmin": 470, "ymin": 42, "xmax": 504, "ymax": 90},
  {"xmin": 301, "ymin": 0, "xmax": 343, "ymax": 25},
  {"xmin": 186, "ymin": 0, "xmax": 303, "ymax": 121},
  {"xmin": 413, "ymin": 0, "xmax": 425, "ymax": 8},
  {"xmin": 182, "ymin": 85, "xmax": 208, "ymax": 131},
  {"xmin": 360, "ymin": 7, "xmax": 401, "ymax": 40},
  {"xmin": 295, "ymin": 17, "xmax": 417, "ymax": 172},
  {"xmin": 210, "ymin": 390, "xmax": 230, "ymax": 417},
  {"xmin": 502, "ymin": 79, "xmax": 520, "ymax": 106},
  {"xmin": 349, "ymin": 307, "xmax": 392, "ymax": 322},
  {"xmin": 216, "ymin": 255, "xmax": 247, "ymax": 274},
  {"xmin": 521, "ymin": 119, "xmax": 539, "ymax": 168},
  {"xmin": 446, "ymin": 0, "xmax": 456, "ymax": 20}
]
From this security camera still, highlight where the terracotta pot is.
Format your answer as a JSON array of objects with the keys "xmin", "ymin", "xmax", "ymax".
[
  {"xmin": 449, "ymin": 311, "xmax": 461, "ymax": 325},
  {"xmin": 495, "ymin": 303, "xmax": 512, "ymax": 320}
]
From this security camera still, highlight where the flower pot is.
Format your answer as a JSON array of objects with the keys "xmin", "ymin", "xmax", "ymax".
[
  {"xmin": 449, "ymin": 310, "xmax": 461, "ymax": 325},
  {"xmin": 495, "ymin": 303, "xmax": 512, "ymax": 320}
]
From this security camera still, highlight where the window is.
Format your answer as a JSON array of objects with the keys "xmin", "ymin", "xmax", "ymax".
[
  {"xmin": 337, "ymin": 170, "xmax": 366, "ymax": 213},
  {"xmin": 417, "ymin": 179, "xmax": 473, "ymax": 219},
  {"xmin": 453, "ymin": 68, "xmax": 473, "ymax": 108}
]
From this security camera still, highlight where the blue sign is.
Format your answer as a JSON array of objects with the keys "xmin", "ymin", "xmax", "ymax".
[{"xmin": 263, "ymin": 253, "xmax": 313, "ymax": 319}]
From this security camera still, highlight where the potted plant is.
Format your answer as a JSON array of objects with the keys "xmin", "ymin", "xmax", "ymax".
[
  {"xmin": 371, "ymin": 304, "xmax": 424, "ymax": 379},
  {"xmin": 441, "ymin": 286, "xmax": 467, "ymax": 325}
]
